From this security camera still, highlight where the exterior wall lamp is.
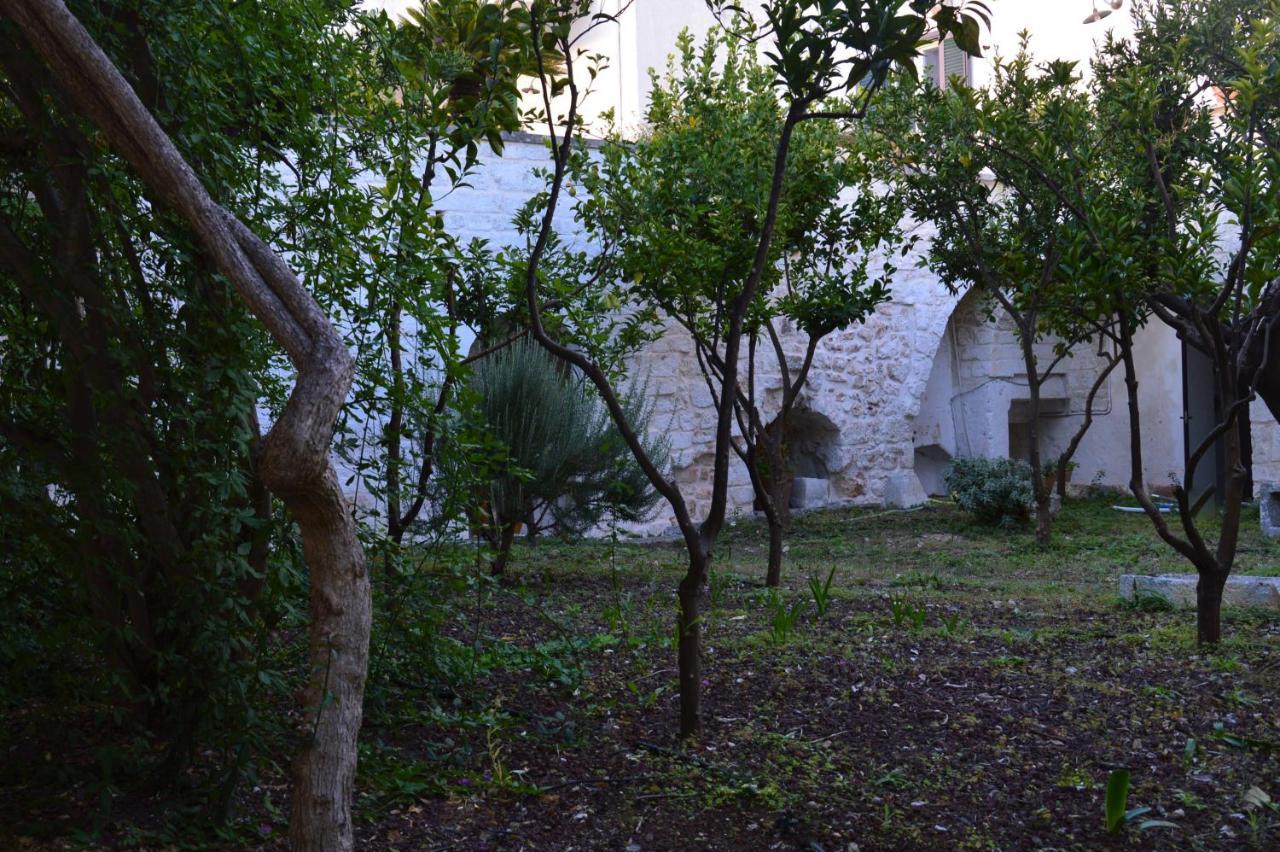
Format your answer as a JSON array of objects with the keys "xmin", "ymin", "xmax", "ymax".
[{"xmin": 1084, "ymin": 0, "xmax": 1125, "ymax": 25}]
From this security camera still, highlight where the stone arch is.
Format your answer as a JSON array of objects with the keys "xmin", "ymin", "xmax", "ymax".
[
  {"xmin": 786, "ymin": 408, "xmax": 842, "ymax": 479},
  {"xmin": 909, "ymin": 286, "xmax": 1111, "ymax": 496},
  {"xmin": 753, "ymin": 407, "xmax": 843, "ymax": 510}
]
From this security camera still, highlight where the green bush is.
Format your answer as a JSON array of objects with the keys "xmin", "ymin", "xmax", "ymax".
[
  {"xmin": 470, "ymin": 339, "xmax": 667, "ymax": 572},
  {"xmin": 946, "ymin": 457, "xmax": 1034, "ymax": 526}
]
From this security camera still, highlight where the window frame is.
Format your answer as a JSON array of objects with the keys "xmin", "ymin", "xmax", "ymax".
[{"xmin": 921, "ymin": 36, "xmax": 972, "ymax": 90}]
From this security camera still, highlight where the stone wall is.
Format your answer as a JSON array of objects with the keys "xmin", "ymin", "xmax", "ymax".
[{"xmin": 382, "ymin": 135, "xmax": 1271, "ymax": 534}]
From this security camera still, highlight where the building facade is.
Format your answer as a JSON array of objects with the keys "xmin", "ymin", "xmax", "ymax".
[{"xmin": 378, "ymin": 0, "xmax": 1277, "ymax": 532}]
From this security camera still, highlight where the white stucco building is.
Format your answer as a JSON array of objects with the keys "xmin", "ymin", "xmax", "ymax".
[{"xmin": 369, "ymin": 1, "xmax": 1277, "ymax": 532}]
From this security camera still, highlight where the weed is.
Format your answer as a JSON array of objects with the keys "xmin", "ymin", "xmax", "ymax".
[
  {"xmin": 874, "ymin": 766, "xmax": 909, "ymax": 788},
  {"xmin": 1123, "ymin": 590, "xmax": 1175, "ymax": 613},
  {"xmin": 1212, "ymin": 722, "xmax": 1277, "ymax": 752},
  {"xmin": 486, "ymin": 726, "xmax": 512, "ymax": 789},
  {"xmin": 1209, "ymin": 655, "xmax": 1242, "ymax": 673},
  {"xmin": 891, "ymin": 572, "xmax": 944, "ymax": 590},
  {"xmin": 1175, "ymin": 789, "xmax": 1205, "ymax": 810},
  {"xmin": 625, "ymin": 679, "xmax": 666, "ymax": 709},
  {"xmin": 767, "ymin": 588, "xmax": 805, "ymax": 643},
  {"xmin": 937, "ymin": 612, "xmax": 965, "ymax": 638},
  {"xmin": 889, "ymin": 593, "xmax": 927, "ymax": 629},
  {"xmin": 1056, "ymin": 764, "xmax": 1091, "ymax": 791},
  {"xmin": 1223, "ymin": 688, "xmax": 1259, "ymax": 708},
  {"xmin": 808, "ymin": 565, "xmax": 838, "ymax": 618}
]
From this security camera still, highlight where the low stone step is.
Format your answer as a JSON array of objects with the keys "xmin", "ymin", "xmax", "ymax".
[{"xmin": 1119, "ymin": 574, "xmax": 1280, "ymax": 610}]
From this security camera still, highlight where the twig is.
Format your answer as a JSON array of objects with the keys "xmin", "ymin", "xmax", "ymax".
[{"xmin": 537, "ymin": 775, "xmax": 652, "ymax": 793}]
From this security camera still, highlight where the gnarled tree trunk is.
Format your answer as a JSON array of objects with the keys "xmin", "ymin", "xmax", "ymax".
[{"xmin": 0, "ymin": 2, "xmax": 373, "ymax": 847}]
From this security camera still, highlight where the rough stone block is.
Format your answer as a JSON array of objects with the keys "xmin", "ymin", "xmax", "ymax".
[
  {"xmin": 1258, "ymin": 482, "xmax": 1280, "ymax": 537},
  {"xmin": 884, "ymin": 471, "xmax": 927, "ymax": 508},
  {"xmin": 790, "ymin": 477, "xmax": 830, "ymax": 509},
  {"xmin": 1118, "ymin": 574, "xmax": 1280, "ymax": 610}
]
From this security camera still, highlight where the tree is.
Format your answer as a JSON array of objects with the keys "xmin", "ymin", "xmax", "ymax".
[
  {"xmin": 1027, "ymin": 0, "xmax": 1280, "ymax": 643},
  {"xmin": 987, "ymin": 0, "xmax": 1279, "ymax": 643},
  {"xmin": 469, "ymin": 338, "xmax": 666, "ymax": 575},
  {"xmin": 370, "ymin": 1, "xmax": 549, "ymax": 549},
  {"xmin": 517, "ymin": 0, "xmax": 990, "ymax": 737},
  {"xmin": 880, "ymin": 43, "xmax": 1121, "ymax": 547},
  {"xmin": 266, "ymin": 1, "xmax": 547, "ymax": 553},
  {"xmin": 577, "ymin": 26, "xmax": 902, "ymax": 586},
  {"xmin": 0, "ymin": 0, "xmax": 371, "ymax": 846}
]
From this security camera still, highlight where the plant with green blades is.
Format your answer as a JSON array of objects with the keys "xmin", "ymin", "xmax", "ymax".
[
  {"xmin": 766, "ymin": 588, "xmax": 806, "ymax": 644},
  {"xmin": 808, "ymin": 566, "xmax": 838, "ymax": 618},
  {"xmin": 938, "ymin": 612, "xmax": 965, "ymax": 638},
  {"xmin": 1105, "ymin": 769, "xmax": 1178, "ymax": 834},
  {"xmin": 468, "ymin": 339, "xmax": 668, "ymax": 575},
  {"xmin": 889, "ymin": 594, "xmax": 927, "ymax": 630}
]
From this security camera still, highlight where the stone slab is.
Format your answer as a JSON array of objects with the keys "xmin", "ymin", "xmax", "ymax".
[
  {"xmin": 884, "ymin": 471, "xmax": 928, "ymax": 509},
  {"xmin": 1258, "ymin": 482, "xmax": 1280, "ymax": 538},
  {"xmin": 1119, "ymin": 574, "xmax": 1280, "ymax": 610},
  {"xmin": 790, "ymin": 477, "xmax": 830, "ymax": 509}
]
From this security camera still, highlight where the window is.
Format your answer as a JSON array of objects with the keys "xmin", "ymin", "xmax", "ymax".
[{"xmin": 921, "ymin": 37, "xmax": 972, "ymax": 90}]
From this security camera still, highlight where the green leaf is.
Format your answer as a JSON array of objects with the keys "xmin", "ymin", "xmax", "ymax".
[{"xmin": 1104, "ymin": 769, "xmax": 1131, "ymax": 833}]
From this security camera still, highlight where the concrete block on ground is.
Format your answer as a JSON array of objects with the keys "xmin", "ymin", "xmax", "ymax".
[
  {"xmin": 1258, "ymin": 482, "xmax": 1280, "ymax": 537},
  {"xmin": 884, "ymin": 471, "xmax": 927, "ymax": 508},
  {"xmin": 1119, "ymin": 574, "xmax": 1280, "ymax": 610},
  {"xmin": 790, "ymin": 477, "xmax": 830, "ymax": 509}
]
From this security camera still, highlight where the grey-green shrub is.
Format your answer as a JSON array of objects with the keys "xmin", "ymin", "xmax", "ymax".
[
  {"xmin": 946, "ymin": 457, "xmax": 1034, "ymax": 526},
  {"xmin": 470, "ymin": 339, "xmax": 667, "ymax": 571}
]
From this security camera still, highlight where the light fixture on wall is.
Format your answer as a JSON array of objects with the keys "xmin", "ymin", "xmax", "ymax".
[{"xmin": 1084, "ymin": 0, "xmax": 1124, "ymax": 24}]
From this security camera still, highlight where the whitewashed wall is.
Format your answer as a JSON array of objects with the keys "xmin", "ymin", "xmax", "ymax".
[{"xmin": 414, "ymin": 135, "xmax": 1234, "ymax": 534}]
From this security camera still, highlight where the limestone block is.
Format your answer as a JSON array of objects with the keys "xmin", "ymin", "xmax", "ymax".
[
  {"xmin": 727, "ymin": 483, "xmax": 756, "ymax": 508},
  {"xmin": 1118, "ymin": 574, "xmax": 1280, "ymax": 610},
  {"xmin": 790, "ymin": 477, "xmax": 830, "ymax": 509},
  {"xmin": 691, "ymin": 383, "xmax": 714, "ymax": 409},
  {"xmin": 883, "ymin": 471, "xmax": 927, "ymax": 508},
  {"xmin": 666, "ymin": 431, "xmax": 692, "ymax": 452},
  {"xmin": 1258, "ymin": 482, "xmax": 1280, "ymax": 537}
]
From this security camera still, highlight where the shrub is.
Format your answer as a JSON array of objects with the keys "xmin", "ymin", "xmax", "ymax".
[
  {"xmin": 470, "ymin": 339, "xmax": 668, "ymax": 573},
  {"xmin": 946, "ymin": 457, "xmax": 1034, "ymax": 526}
]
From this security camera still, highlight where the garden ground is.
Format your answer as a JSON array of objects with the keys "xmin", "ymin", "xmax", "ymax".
[{"xmin": 6, "ymin": 497, "xmax": 1280, "ymax": 849}]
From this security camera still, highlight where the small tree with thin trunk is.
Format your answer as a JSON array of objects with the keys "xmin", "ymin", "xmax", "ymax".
[
  {"xmin": 576, "ymin": 26, "xmax": 904, "ymax": 586},
  {"xmin": 1033, "ymin": 0, "xmax": 1280, "ymax": 644},
  {"xmin": 294, "ymin": 1, "xmax": 547, "ymax": 550},
  {"xmin": 881, "ymin": 46, "xmax": 1120, "ymax": 547},
  {"xmin": 517, "ymin": 0, "xmax": 990, "ymax": 737}
]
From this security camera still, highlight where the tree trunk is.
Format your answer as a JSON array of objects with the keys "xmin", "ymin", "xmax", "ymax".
[
  {"xmin": 677, "ymin": 549, "xmax": 708, "ymax": 738},
  {"xmin": 1018, "ymin": 332, "xmax": 1051, "ymax": 549},
  {"xmin": 761, "ymin": 421, "xmax": 790, "ymax": 587},
  {"xmin": 766, "ymin": 516, "xmax": 784, "ymax": 589},
  {"xmin": 1196, "ymin": 571, "xmax": 1226, "ymax": 645},
  {"xmin": 1034, "ymin": 494, "xmax": 1052, "ymax": 549},
  {"xmin": 490, "ymin": 521, "xmax": 518, "ymax": 577},
  {"xmin": 279, "ymin": 462, "xmax": 370, "ymax": 852},
  {"xmin": 0, "ymin": 4, "xmax": 372, "ymax": 848}
]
